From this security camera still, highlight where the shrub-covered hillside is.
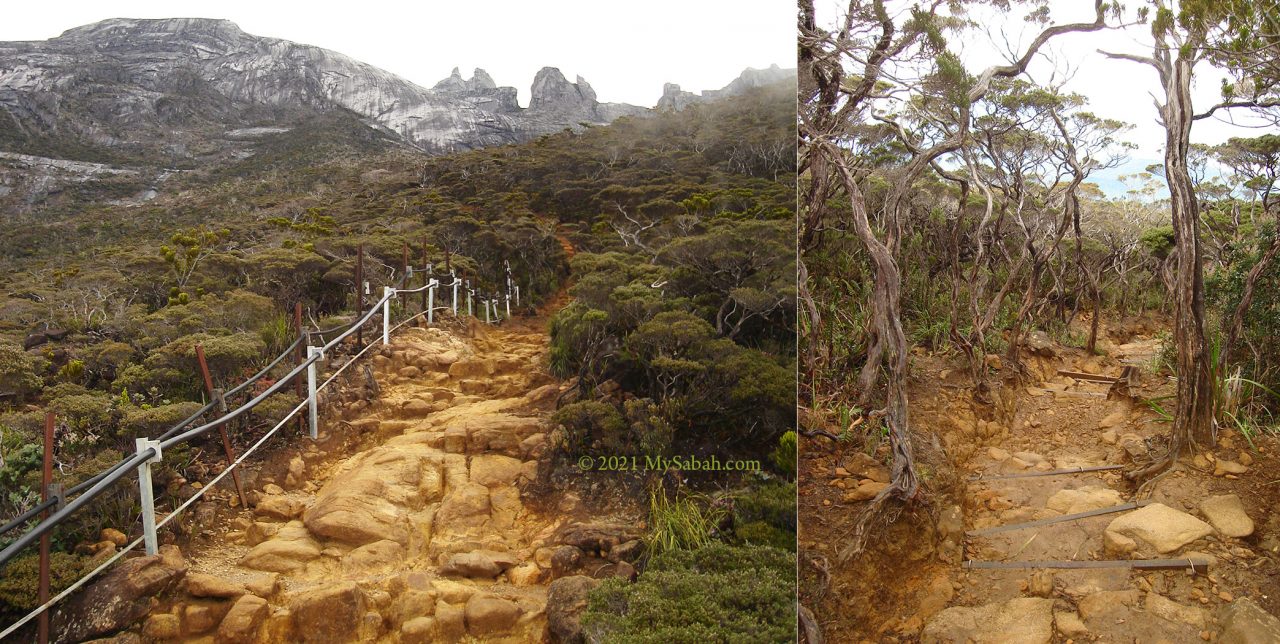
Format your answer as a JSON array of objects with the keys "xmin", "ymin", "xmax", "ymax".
[
  {"xmin": 0, "ymin": 80, "xmax": 796, "ymax": 638},
  {"xmin": 412, "ymin": 82, "xmax": 798, "ymax": 640}
]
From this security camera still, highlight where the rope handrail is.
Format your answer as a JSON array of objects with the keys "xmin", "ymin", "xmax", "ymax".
[
  {"xmin": 1, "ymin": 334, "xmax": 309, "ymax": 539},
  {"xmin": 0, "ymin": 284, "xmax": 399, "ymax": 557},
  {"xmin": 0, "ymin": 257, "xmax": 525, "ymax": 639}
]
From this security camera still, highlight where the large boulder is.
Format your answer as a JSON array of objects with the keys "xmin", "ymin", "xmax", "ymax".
[
  {"xmin": 447, "ymin": 358, "xmax": 494, "ymax": 378},
  {"xmin": 1104, "ymin": 503, "xmax": 1214, "ymax": 553},
  {"xmin": 435, "ymin": 601, "xmax": 466, "ymax": 640},
  {"xmin": 255, "ymin": 494, "xmax": 306, "ymax": 520},
  {"xmin": 52, "ymin": 555, "xmax": 185, "ymax": 642},
  {"xmin": 438, "ymin": 550, "xmax": 518, "ymax": 579},
  {"xmin": 287, "ymin": 582, "xmax": 366, "ymax": 643},
  {"xmin": 185, "ymin": 572, "xmax": 246, "ymax": 598},
  {"xmin": 435, "ymin": 481, "xmax": 491, "ymax": 529},
  {"xmin": 1200, "ymin": 494, "xmax": 1255, "ymax": 538},
  {"xmin": 302, "ymin": 444, "xmax": 443, "ymax": 546},
  {"xmin": 546, "ymin": 575, "xmax": 599, "ymax": 643},
  {"xmin": 464, "ymin": 594, "xmax": 521, "ymax": 636},
  {"xmin": 453, "ymin": 413, "xmax": 542, "ymax": 456},
  {"xmin": 343, "ymin": 539, "xmax": 405, "ymax": 574},
  {"xmin": 921, "ymin": 597, "xmax": 1054, "ymax": 644},
  {"xmin": 469, "ymin": 454, "xmax": 523, "ymax": 487},
  {"xmin": 239, "ymin": 521, "xmax": 322, "ymax": 572},
  {"xmin": 1220, "ymin": 597, "xmax": 1280, "ymax": 644},
  {"xmin": 1023, "ymin": 331, "xmax": 1057, "ymax": 357},
  {"xmin": 217, "ymin": 594, "xmax": 269, "ymax": 643}
]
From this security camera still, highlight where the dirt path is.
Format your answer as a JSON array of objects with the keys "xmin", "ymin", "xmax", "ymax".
[
  {"xmin": 119, "ymin": 254, "xmax": 646, "ymax": 642},
  {"xmin": 801, "ymin": 319, "xmax": 1280, "ymax": 642}
]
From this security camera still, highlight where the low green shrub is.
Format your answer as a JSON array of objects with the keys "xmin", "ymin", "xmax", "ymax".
[
  {"xmin": 0, "ymin": 551, "xmax": 90, "ymax": 613},
  {"xmin": 0, "ymin": 341, "xmax": 42, "ymax": 401},
  {"xmin": 734, "ymin": 481, "xmax": 796, "ymax": 532},
  {"xmin": 583, "ymin": 542, "xmax": 796, "ymax": 643},
  {"xmin": 553, "ymin": 400, "xmax": 626, "ymax": 454},
  {"xmin": 121, "ymin": 401, "xmax": 204, "ymax": 438},
  {"xmin": 735, "ymin": 521, "xmax": 794, "ymax": 550},
  {"xmin": 770, "ymin": 430, "xmax": 796, "ymax": 477}
]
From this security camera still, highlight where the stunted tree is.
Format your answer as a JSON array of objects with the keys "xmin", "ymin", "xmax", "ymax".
[
  {"xmin": 1101, "ymin": 1, "xmax": 1280, "ymax": 479},
  {"xmin": 1049, "ymin": 107, "xmax": 1132, "ymax": 353},
  {"xmin": 1214, "ymin": 134, "xmax": 1280, "ymax": 369},
  {"xmin": 800, "ymin": 0, "xmax": 1108, "ymax": 558}
]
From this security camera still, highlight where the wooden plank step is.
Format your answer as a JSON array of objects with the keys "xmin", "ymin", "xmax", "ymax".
[
  {"xmin": 969, "ymin": 465, "xmax": 1124, "ymax": 481},
  {"xmin": 963, "ymin": 558, "xmax": 1211, "ymax": 572},
  {"xmin": 966, "ymin": 500, "xmax": 1152, "ymax": 537}
]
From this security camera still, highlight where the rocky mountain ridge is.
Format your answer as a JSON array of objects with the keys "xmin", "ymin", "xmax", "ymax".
[
  {"xmin": 657, "ymin": 63, "xmax": 794, "ymax": 111},
  {"xmin": 0, "ymin": 18, "xmax": 792, "ymax": 216},
  {"xmin": 0, "ymin": 18, "xmax": 648, "ymax": 158},
  {"xmin": 0, "ymin": 18, "xmax": 790, "ymax": 159}
]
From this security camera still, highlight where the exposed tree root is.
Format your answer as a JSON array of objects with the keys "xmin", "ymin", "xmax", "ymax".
[
  {"xmin": 802, "ymin": 549, "xmax": 832, "ymax": 602},
  {"xmin": 836, "ymin": 482, "xmax": 911, "ymax": 565},
  {"xmin": 799, "ymin": 604, "xmax": 825, "ymax": 644},
  {"xmin": 800, "ymin": 428, "xmax": 842, "ymax": 441}
]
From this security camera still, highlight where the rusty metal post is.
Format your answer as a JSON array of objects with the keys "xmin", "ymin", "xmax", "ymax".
[
  {"xmin": 37, "ymin": 412, "xmax": 53, "ymax": 644},
  {"xmin": 355, "ymin": 243, "xmax": 364, "ymax": 347},
  {"xmin": 195, "ymin": 344, "xmax": 246, "ymax": 508},
  {"xmin": 294, "ymin": 303, "xmax": 305, "ymax": 433}
]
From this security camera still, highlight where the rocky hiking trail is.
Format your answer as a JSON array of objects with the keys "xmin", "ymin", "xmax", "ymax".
[
  {"xmin": 64, "ymin": 271, "xmax": 648, "ymax": 643},
  {"xmin": 802, "ymin": 317, "xmax": 1280, "ymax": 643}
]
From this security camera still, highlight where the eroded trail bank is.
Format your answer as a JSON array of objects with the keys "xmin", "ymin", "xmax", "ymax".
[
  {"xmin": 55, "ymin": 314, "xmax": 644, "ymax": 643},
  {"xmin": 801, "ymin": 319, "xmax": 1280, "ymax": 643}
]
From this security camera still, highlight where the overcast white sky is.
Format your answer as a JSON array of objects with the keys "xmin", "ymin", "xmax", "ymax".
[
  {"xmin": 0, "ymin": 1, "xmax": 794, "ymax": 108},
  {"xmin": 818, "ymin": 0, "xmax": 1276, "ymax": 197}
]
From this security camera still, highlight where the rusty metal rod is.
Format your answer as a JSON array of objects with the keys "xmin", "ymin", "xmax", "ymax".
[
  {"xmin": 969, "ymin": 464, "xmax": 1125, "ymax": 481},
  {"xmin": 964, "ymin": 558, "xmax": 1211, "ymax": 572},
  {"xmin": 966, "ymin": 500, "xmax": 1151, "ymax": 537},
  {"xmin": 195, "ymin": 344, "xmax": 247, "ymax": 508},
  {"xmin": 38, "ymin": 411, "xmax": 53, "ymax": 644}
]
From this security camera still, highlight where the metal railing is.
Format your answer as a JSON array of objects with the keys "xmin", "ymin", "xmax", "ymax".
[{"xmin": 0, "ymin": 260, "xmax": 524, "ymax": 640}]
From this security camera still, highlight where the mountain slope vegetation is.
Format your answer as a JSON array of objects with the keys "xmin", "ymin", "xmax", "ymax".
[{"xmin": 0, "ymin": 78, "xmax": 796, "ymax": 640}]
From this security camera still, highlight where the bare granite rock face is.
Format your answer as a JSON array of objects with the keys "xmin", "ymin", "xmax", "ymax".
[
  {"xmin": 0, "ymin": 19, "xmax": 646, "ymax": 154},
  {"xmin": 656, "ymin": 64, "xmax": 795, "ymax": 111},
  {"xmin": 0, "ymin": 18, "xmax": 787, "ymax": 214}
]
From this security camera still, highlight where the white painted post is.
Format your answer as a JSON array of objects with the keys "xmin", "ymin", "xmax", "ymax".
[
  {"xmin": 467, "ymin": 288, "xmax": 473, "ymax": 317},
  {"xmin": 427, "ymin": 279, "xmax": 438, "ymax": 324},
  {"xmin": 505, "ymin": 293, "xmax": 511, "ymax": 318},
  {"xmin": 515, "ymin": 285, "xmax": 520, "ymax": 307},
  {"xmin": 134, "ymin": 438, "xmax": 162, "ymax": 555},
  {"xmin": 484, "ymin": 299, "xmax": 491, "ymax": 324},
  {"xmin": 307, "ymin": 346, "xmax": 321, "ymax": 439},
  {"xmin": 382, "ymin": 287, "xmax": 393, "ymax": 344},
  {"xmin": 451, "ymin": 276, "xmax": 459, "ymax": 315}
]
